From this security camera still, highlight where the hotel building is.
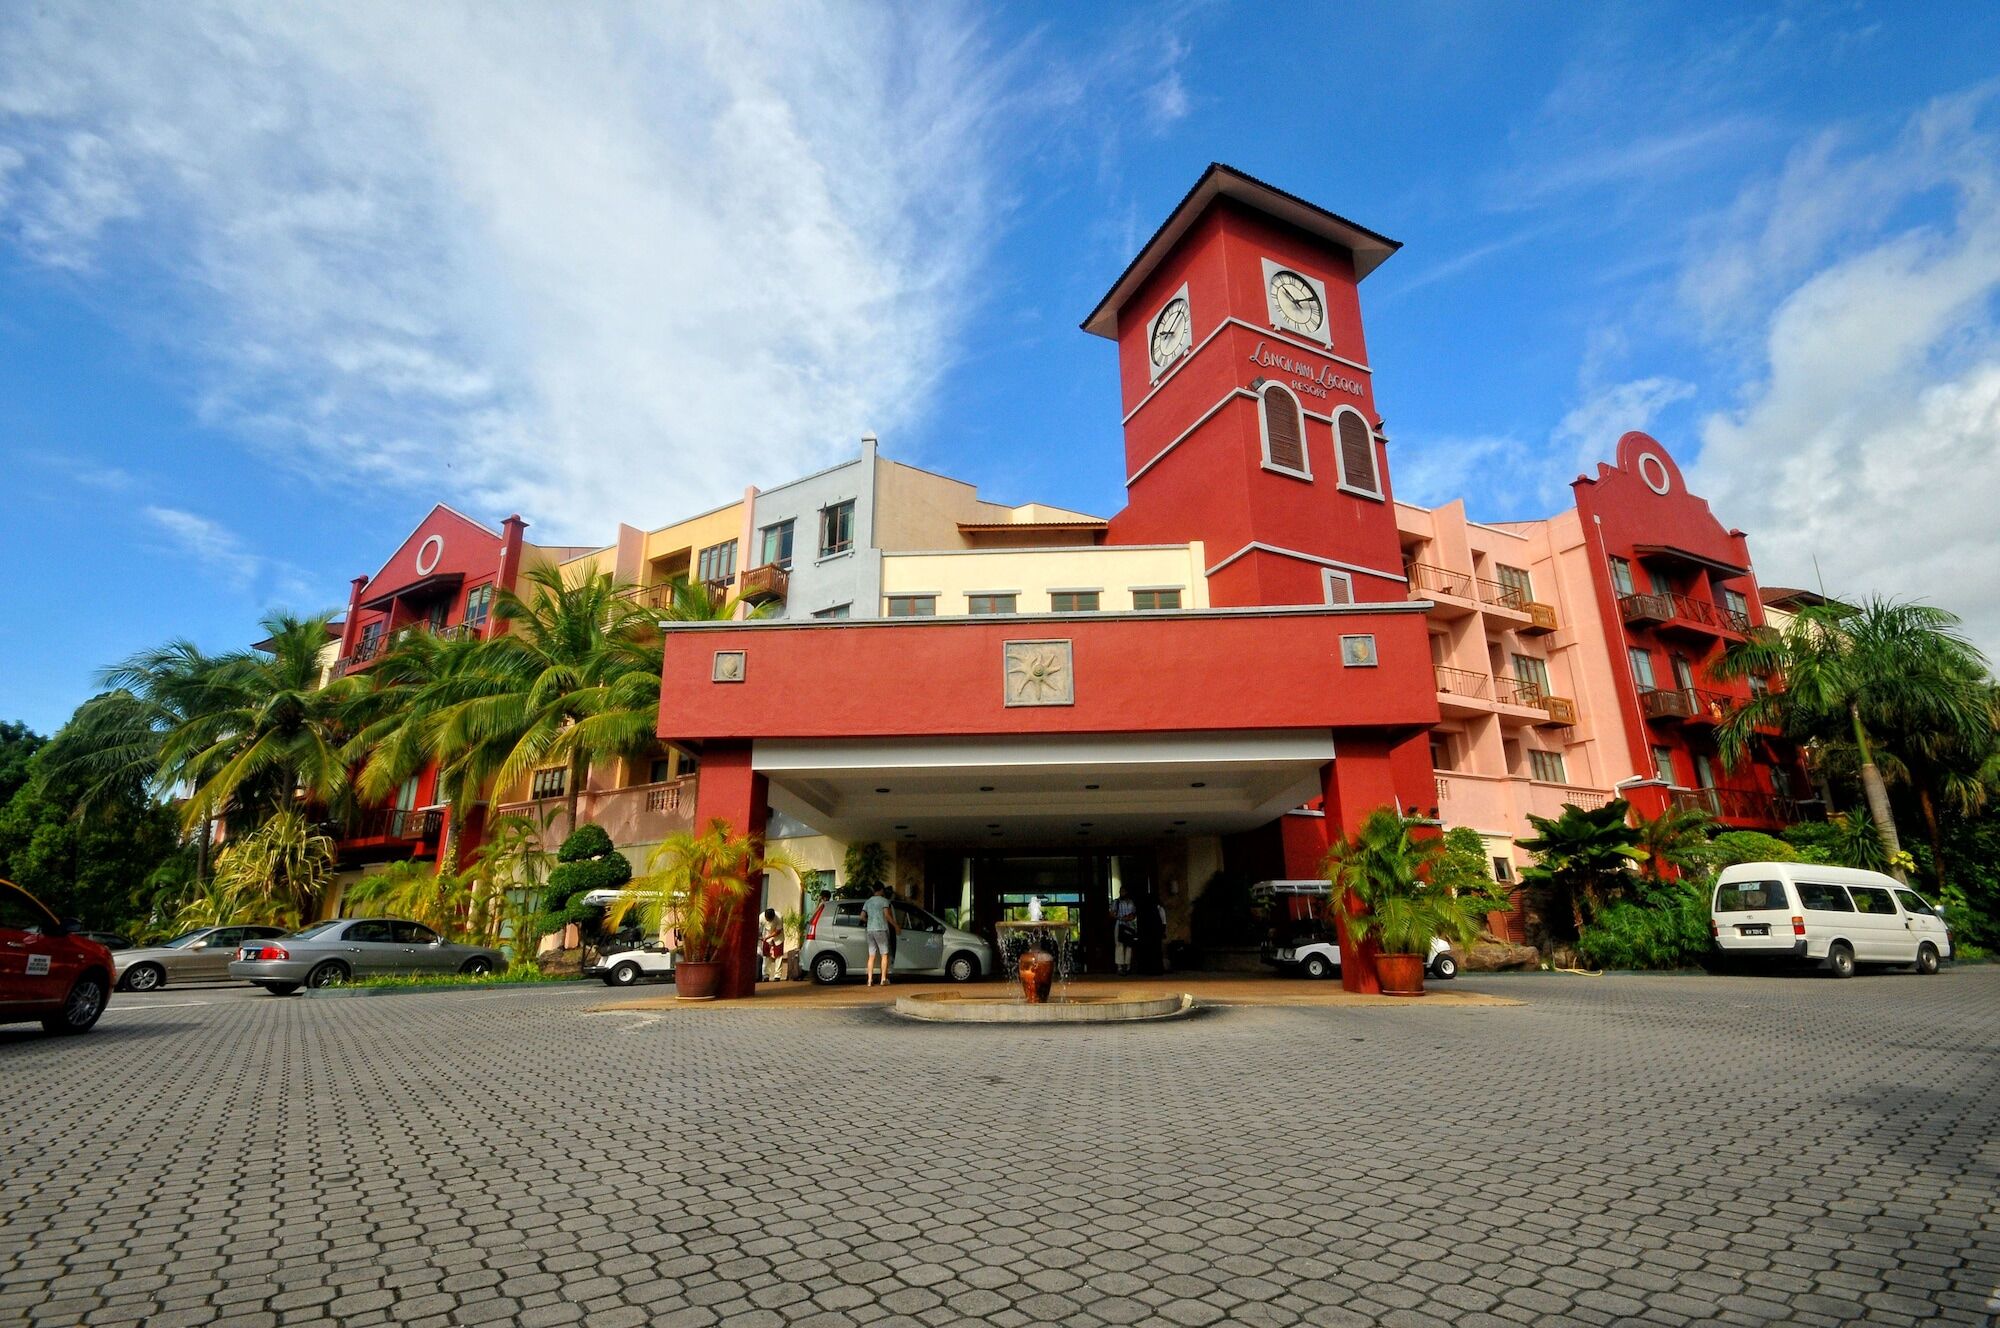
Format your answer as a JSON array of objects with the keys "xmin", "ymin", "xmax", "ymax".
[{"xmin": 293, "ymin": 164, "xmax": 1805, "ymax": 984}]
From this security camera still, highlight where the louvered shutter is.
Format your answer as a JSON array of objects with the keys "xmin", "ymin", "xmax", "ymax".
[
  {"xmin": 1262, "ymin": 388, "xmax": 1305, "ymax": 473},
  {"xmin": 1338, "ymin": 411, "xmax": 1379, "ymax": 494}
]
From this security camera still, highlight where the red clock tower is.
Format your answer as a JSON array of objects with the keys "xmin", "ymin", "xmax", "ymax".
[{"xmin": 1087, "ymin": 164, "xmax": 1408, "ymax": 608}]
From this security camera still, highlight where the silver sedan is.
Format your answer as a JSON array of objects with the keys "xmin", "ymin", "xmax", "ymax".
[
  {"xmin": 227, "ymin": 918, "xmax": 507, "ymax": 994},
  {"xmin": 115, "ymin": 925, "xmax": 291, "ymax": 991}
]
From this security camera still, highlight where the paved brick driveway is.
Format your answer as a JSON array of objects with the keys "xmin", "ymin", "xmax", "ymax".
[{"xmin": 3, "ymin": 968, "xmax": 1996, "ymax": 1327}]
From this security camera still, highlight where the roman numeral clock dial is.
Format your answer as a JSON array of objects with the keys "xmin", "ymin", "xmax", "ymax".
[
  {"xmin": 1269, "ymin": 269, "xmax": 1324, "ymax": 335},
  {"xmin": 1149, "ymin": 297, "xmax": 1191, "ymax": 369}
]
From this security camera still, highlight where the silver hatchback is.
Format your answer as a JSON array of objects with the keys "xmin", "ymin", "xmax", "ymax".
[
  {"xmin": 228, "ymin": 918, "xmax": 507, "ymax": 994},
  {"xmin": 800, "ymin": 897, "xmax": 992, "ymax": 984}
]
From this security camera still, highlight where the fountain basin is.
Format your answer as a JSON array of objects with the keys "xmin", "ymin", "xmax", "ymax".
[{"xmin": 893, "ymin": 990, "xmax": 1195, "ymax": 1024}]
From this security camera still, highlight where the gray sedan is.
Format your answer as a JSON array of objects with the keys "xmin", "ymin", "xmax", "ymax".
[
  {"xmin": 115, "ymin": 925, "xmax": 291, "ymax": 991},
  {"xmin": 228, "ymin": 918, "xmax": 507, "ymax": 994}
]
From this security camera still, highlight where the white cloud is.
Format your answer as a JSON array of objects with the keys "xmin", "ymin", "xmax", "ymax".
[
  {"xmin": 0, "ymin": 3, "xmax": 1016, "ymax": 538},
  {"xmin": 1689, "ymin": 86, "xmax": 2000, "ymax": 660},
  {"xmin": 144, "ymin": 506, "xmax": 261, "ymax": 588}
]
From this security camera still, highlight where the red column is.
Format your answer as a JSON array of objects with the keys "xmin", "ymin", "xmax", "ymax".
[
  {"xmin": 691, "ymin": 741, "xmax": 769, "ymax": 999},
  {"xmin": 339, "ymin": 576, "xmax": 367, "ymax": 660},
  {"xmin": 1312, "ymin": 731, "xmax": 1433, "ymax": 994},
  {"xmin": 494, "ymin": 515, "xmax": 528, "ymax": 636}
]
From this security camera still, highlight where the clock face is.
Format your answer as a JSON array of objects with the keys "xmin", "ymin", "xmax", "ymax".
[
  {"xmin": 1149, "ymin": 297, "xmax": 1191, "ymax": 368},
  {"xmin": 1269, "ymin": 270, "xmax": 1324, "ymax": 334}
]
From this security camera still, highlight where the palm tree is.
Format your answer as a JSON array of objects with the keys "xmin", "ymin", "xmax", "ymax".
[
  {"xmin": 654, "ymin": 575, "xmax": 778, "ymax": 625},
  {"xmin": 1517, "ymin": 799, "xmax": 1647, "ymax": 953},
  {"xmin": 1321, "ymin": 808, "xmax": 1486, "ymax": 957},
  {"xmin": 454, "ymin": 566, "xmax": 665, "ymax": 835},
  {"xmin": 207, "ymin": 810, "xmax": 336, "ymax": 928},
  {"xmin": 1633, "ymin": 805, "xmax": 1714, "ymax": 888},
  {"xmin": 1712, "ymin": 597, "xmax": 1992, "ymax": 882},
  {"xmin": 608, "ymin": 817, "xmax": 799, "ymax": 963}
]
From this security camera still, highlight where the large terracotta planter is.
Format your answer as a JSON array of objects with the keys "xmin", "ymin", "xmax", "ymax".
[
  {"xmin": 1018, "ymin": 950, "xmax": 1055, "ymax": 1004},
  {"xmin": 674, "ymin": 960, "xmax": 722, "ymax": 1001},
  {"xmin": 1374, "ymin": 952, "xmax": 1426, "ymax": 997}
]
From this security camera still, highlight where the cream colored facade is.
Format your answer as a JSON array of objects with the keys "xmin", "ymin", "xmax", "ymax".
[{"xmin": 880, "ymin": 542, "xmax": 1208, "ymax": 616}]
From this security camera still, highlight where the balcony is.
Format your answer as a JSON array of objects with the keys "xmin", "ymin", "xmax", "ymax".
[
  {"xmin": 1679, "ymin": 688, "xmax": 1738, "ymax": 727},
  {"xmin": 1518, "ymin": 602, "xmax": 1558, "ymax": 635},
  {"xmin": 1493, "ymin": 677, "xmax": 1561, "ymax": 727},
  {"xmin": 740, "ymin": 562, "xmax": 790, "ymax": 605},
  {"xmin": 1535, "ymin": 694, "xmax": 1579, "ymax": 726},
  {"xmin": 1670, "ymin": 786, "xmax": 1781, "ymax": 825},
  {"xmin": 493, "ymin": 776, "xmax": 698, "ymax": 853},
  {"xmin": 1639, "ymin": 687, "xmax": 1697, "ymax": 722},
  {"xmin": 1433, "ymin": 664, "xmax": 1493, "ymax": 718},
  {"xmin": 1618, "ymin": 590, "xmax": 1751, "ymax": 638},
  {"xmin": 1406, "ymin": 562, "xmax": 1479, "ymax": 619},
  {"xmin": 1433, "ymin": 770, "xmax": 1612, "ymax": 829},
  {"xmin": 334, "ymin": 806, "xmax": 445, "ymax": 862},
  {"xmin": 1475, "ymin": 578, "xmax": 1555, "ymax": 632}
]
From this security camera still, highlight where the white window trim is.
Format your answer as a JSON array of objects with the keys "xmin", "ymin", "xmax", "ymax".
[
  {"xmin": 1330, "ymin": 403, "xmax": 1384, "ymax": 500},
  {"xmin": 1321, "ymin": 568, "xmax": 1355, "ymax": 605},
  {"xmin": 1256, "ymin": 382, "xmax": 1312, "ymax": 481}
]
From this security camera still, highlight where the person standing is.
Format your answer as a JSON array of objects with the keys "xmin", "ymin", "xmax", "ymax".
[
  {"xmin": 759, "ymin": 908, "xmax": 785, "ymax": 983},
  {"xmin": 862, "ymin": 884, "xmax": 898, "ymax": 986},
  {"xmin": 1111, "ymin": 895, "xmax": 1139, "ymax": 975}
]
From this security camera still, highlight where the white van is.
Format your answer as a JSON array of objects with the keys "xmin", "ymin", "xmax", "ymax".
[{"xmin": 1710, "ymin": 862, "xmax": 1952, "ymax": 977}]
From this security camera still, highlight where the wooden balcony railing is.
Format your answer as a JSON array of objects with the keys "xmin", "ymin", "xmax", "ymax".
[
  {"xmin": 1671, "ymin": 787, "xmax": 1781, "ymax": 823},
  {"xmin": 1639, "ymin": 687, "xmax": 1698, "ymax": 721},
  {"xmin": 1618, "ymin": 591, "xmax": 1750, "ymax": 635},
  {"xmin": 342, "ymin": 807, "xmax": 443, "ymax": 843},
  {"xmin": 1536, "ymin": 695, "xmax": 1578, "ymax": 726},
  {"xmin": 1519, "ymin": 601, "xmax": 1558, "ymax": 634},
  {"xmin": 740, "ymin": 562, "xmax": 789, "ymax": 604}
]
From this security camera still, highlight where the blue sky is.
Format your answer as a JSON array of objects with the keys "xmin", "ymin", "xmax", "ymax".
[{"xmin": 6, "ymin": 3, "xmax": 2000, "ymax": 734}]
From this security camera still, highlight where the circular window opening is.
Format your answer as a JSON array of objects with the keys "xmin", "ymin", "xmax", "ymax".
[
  {"xmin": 415, "ymin": 534, "xmax": 445, "ymax": 575},
  {"xmin": 1637, "ymin": 453, "xmax": 1671, "ymax": 495}
]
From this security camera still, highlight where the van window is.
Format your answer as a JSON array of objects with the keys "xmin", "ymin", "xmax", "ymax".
[
  {"xmin": 832, "ymin": 904, "xmax": 865, "ymax": 929},
  {"xmin": 1894, "ymin": 890, "xmax": 1938, "ymax": 918},
  {"xmin": 1795, "ymin": 882, "xmax": 1855, "ymax": 912},
  {"xmin": 1848, "ymin": 886, "xmax": 1897, "ymax": 915},
  {"xmin": 1714, "ymin": 880, "xmax": 1788, "ymax": 912}
]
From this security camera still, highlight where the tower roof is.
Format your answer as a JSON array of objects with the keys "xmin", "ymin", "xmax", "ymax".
[{"xmin": 1080, "ymin": 162, "xmax": 1401, "ymax": 339}]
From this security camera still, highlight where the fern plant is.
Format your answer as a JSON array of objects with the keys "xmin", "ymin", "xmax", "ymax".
[{"xmin": 1323, "ymin": 807, "xmax": 1488, "ymax": 956}]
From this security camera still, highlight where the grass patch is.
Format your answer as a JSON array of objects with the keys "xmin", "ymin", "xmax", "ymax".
[{"xmin": 349, "ymin": 964, "xmax": 571, "ymax": 990}]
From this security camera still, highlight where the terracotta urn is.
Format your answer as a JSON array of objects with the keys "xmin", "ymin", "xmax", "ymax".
[
  {"xmin": 1374, "ymin": 952, "xmax": 1426, "ymax": 997},
  {"xmin": 1018, "ymin": 949, "xmax": 1055, "ymax": 1004},
  {"xmin": 674, "ymin": 960, "xmax": 722, "ymax": 1001}
]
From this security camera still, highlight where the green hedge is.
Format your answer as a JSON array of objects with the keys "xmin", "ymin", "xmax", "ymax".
[{"xmin": 1577, "ymin": 883, "xmax": 1714, "ymax": 970}]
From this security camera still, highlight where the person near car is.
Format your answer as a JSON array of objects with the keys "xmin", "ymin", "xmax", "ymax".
[
  {"xmin": 759, "ymin": 908, "xmax": 785, "ymax": 983},
  {"xmin": 862, "ymin": 884, "xmax": 898, "ymax": 986},
  {"xmin": 1111, "ymin": 895, "xmax": 1138, "ymax": 975}
]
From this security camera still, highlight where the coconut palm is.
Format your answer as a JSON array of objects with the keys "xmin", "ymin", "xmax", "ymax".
[
  {"xmin": 342, "ymin": 859, "xmax": 473, "ymax": 936},
  {"xmin": 206, "ymin": 810, "xmax": 336, "ymax": 928},
  {"xmin": 1712, "ymin": 596, "xmax": 1992, "ymax": 882}
]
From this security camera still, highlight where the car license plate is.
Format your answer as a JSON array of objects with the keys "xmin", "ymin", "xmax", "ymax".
[{"xmin": 1740, "ymin": 925, "xmax": 1768, "ymax": 937}]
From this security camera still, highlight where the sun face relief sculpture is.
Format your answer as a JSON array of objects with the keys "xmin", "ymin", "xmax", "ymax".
[{"xmin": 1004, "ymin": 640, "xmax": 1074, "ymax": 707}]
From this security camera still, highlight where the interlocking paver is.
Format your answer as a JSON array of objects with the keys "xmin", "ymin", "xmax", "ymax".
[{"xmin": 3, "ymin": 970, "xmax": 1998, "ymax": 1326}]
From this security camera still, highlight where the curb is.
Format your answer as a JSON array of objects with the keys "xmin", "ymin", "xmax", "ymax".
[{"xmin": 304, "ymin": 979, "xmax": 583, "ymax": 999}]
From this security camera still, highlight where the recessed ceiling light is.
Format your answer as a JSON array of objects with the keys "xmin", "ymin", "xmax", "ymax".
[
  {"xmin": 986, "ymin": 823, "xmax": 1000, "ymax": 829},
  {"xmin": 1190, "ymin": 781, "xmax": 1206, "ymax": 788},
  {"xmin": 894, "ymin": 824, "xmax": 909, "ymax": 831},
  {"xmin": 1173, "ymin": 819, "xmax": 1187, "ymax": 826},
  {"xmin": 979, "ymin": 785, "xmax": 995, "ymax": 792},
  {"xmin": 875, "ymin": 787, "xmax": 891, "ymax": 794},
  {"xmin": 1084, "ymin": 783, "xmax": 1100, "ymax": 790},
  {"xmin": 1080, "ymin": 822, "xmax": 1093, "ymax": 828}
]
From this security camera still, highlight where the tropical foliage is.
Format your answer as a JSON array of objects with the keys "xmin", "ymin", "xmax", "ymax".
[
  {"xmin": 1322, "ymin": 808, "xmax": 1488, "ymax": 957},
  {"xmin": 1516, "ymin": 799, "xmax": 1647, "ymax": 951},
  {"xmin": 613, "ymin": 818, "xmax": 798, "ymax": 964},
  {"xmin": 204, "ymin": 811, "xmax": 337, "ymax": 931},
  {"xmin": 535, "ymin": 822, "xmax": 629, "ymax": 949},
  {"xmin": 1577, "ymin": 883, "xmax": 1713, "ymax": 971},
  {"xmin": 839, "ymin": 841, "xmax": 890, "ymax": 899}
]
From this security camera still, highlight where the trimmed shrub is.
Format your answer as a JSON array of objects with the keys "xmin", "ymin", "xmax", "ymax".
[
  {"xmin": 557, "ymin": 822, "xmax": 615, "ymax": 863},
  {"xmin": 535, "ymin": 823, "xmax": 629, "ymax": 937},
  {"xmin": 1577, "ymin": 882, "xmax": 1713, "ymax": 970}
]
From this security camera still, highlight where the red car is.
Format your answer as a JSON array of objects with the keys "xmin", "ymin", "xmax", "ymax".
[{"xmin": 1, "ymin": 878, "xmax": 114, "ymax": 1035}]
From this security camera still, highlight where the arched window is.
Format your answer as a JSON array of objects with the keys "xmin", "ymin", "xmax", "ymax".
[
  {"xmin": 1259, "ymin": 384, "xmax": 1309, "ymax": 477},
  {"xmin": 1334, "ymin": 406, "xmax": 1382, "ymax": 498}
]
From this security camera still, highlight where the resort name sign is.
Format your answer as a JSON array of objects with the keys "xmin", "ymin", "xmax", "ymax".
[{"xmin": 1247, "ymin": 341, "xmax": 1364, "ymax": 400}]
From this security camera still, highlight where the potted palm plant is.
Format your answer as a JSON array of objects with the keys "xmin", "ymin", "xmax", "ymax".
[
  {"xmin": 613, "ymin": 818, "xmax": 796, "ymax": 1000},
  {"xmin": 1324, "ymin": 807, "xmax": 1487, "ymax": 996}
]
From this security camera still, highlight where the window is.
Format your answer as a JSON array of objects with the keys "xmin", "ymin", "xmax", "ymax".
[
  {"xmin": 1132, "ymin": 588, "xmax": 1182, "ymax": 610},
  {"xmin": 0, "ymin": 883, "xmax": 53, "ymax": 933},
  {"xmin": 530, "ymin": 767, "xmax": 568, "ymax": 800},
  {"xmin": 357, "ymin": 621, "xmax": 385, "ymax": 658},
  {"xmin": 1609, "ymin": 556, "xmax": 1637, "ymax": 596},
  {"xmin": 697, "ymin": 540, "xmax": 737, "ymax": 585},
  {"xmin": 1322, "ymin": 569, "xmax": 1354, "ymax": 605},
  {"xmin": 1259, "ymin": 384, "xmax": 1308, "ymax": 476},
  {"xmin": 886, "ymin": 595, "xmax": 937, "ymax": 617},
  {"xmin": 1430, "ymin": 735, "xmax": 1455, "ymax": 771},
  {"xmin": 1334, "ymin": 408, "xmax": 1381, "ymax": 496},
  {"xmin": 1491, "ymin": 857, "xmax": 1515, "ymax": 884},
  {"xmin": 1748, "ymin": 673, "xmax": 1769, "ymax": 698},
  {"xmin": 1693, "ymin": 753, "xmax": 1715, "ymax": 789},
  {"xmin": 677, "ymin": 751, "xmax": 698, "ymax": 777},
  {"xmin": 1529, "ymin": 750, "xmax": 1568, "ymax": 783},
  {"xmin": 967, "ymin": 593, "xmax": 1017, "ymax": 615},
  {"xmin": 345, "ymin": 920, "xmax": 394, "ymax": 943},
  {"xmin": 1653, "ymin": 745, "xmax": 1678, "ymax": 784},
  {"xmin": 758, "ymin": 520, "xmax": 795, "ymax": 569},
  {"xmin": 1722, "ymin": 588, "xmax": 1749, "ymax": 619},
  {"xmin": 462, "ymin": 583, "xmax": 494, "ymax": 630},
  {"xmin": 1716, "ymin": 880, "xmax": 1791, "ymax": 912},
  {"xmin": 1495, "ymin": 564, "xmax": 1533, "ymax": 608},
  {"xmin": 1511, "ymin": 654, "xmax": 1551, "ymax": 697},
  {"xmin": 649, "ymin": 757, "xmax": 674, "ymax": 783},
  {"xmin": 393, "ymin": 922, "xmax": 440, "ymax": 945},
  {"xmin": 812, "ymin": 604, "xmax": 851, "ymax": 619},
  {"xmin": 1628, "ymin": 646, "xmax": 1656, "ymax": 690},
  {"xmin": 819, "ymin": 500, "xmax": 855, "ymax": 557},
  {"xmin": 1848, "ymin": 886, "xmax": 1897, "ymax": 915},
  {"xmin": 801, "ymin": 869, "xmax": 835, "ymax": 902},
  {"xmin": 1050, "ymin": 591, "xmax": 1099, "ymax": 612},
  {"xmin": 1896, "ymin": 890, "xmax": 1939, "ymax": 918},
  {"xmin": 1795, "ymin": 881, "xmax": 1854, "ymax": 912}
]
